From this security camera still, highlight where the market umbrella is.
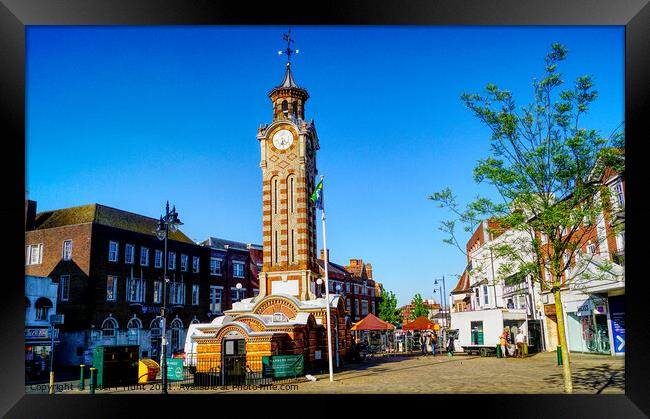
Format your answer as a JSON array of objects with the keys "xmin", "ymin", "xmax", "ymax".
[
  {"xmin": 401, "ymin": 316, "xmax": 438, "ymax": 331},
  {"xmin": 350, "ymin": 313, "xmax": 396, "ymax": 331}
]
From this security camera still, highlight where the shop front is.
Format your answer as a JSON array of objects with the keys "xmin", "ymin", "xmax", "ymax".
[
  {"xmin": 25, "ymin": 326, "xmax": 59, "ymax": 383},
  {"xmin": 564, "ymin": 295, "xmax": 611, "ymax": 354}
]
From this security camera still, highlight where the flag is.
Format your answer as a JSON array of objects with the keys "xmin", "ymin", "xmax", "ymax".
[{"xmin": 310, "ymin": 179, "xmax": 324, "ymax": 210}]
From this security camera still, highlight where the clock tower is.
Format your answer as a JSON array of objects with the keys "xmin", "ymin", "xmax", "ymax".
[{"xmin": 255, "ymin": 37, "xmax": 320, "ymax": 302}]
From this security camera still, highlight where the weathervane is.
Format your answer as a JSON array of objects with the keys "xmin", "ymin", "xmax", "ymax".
[{"xmin": 278, "ymin": 29, "xmax": 299, "ymax": 63}]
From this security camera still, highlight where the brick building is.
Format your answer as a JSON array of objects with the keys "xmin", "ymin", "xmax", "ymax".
[
  {"xmin": 317, "ymin": 250, "xmax": 381, "ymax": 322},
  {"xmin": 24, "ymin": 200, "xmax": 261, "ymax": 368},
  {"xmin": 400, "ymin": 300, "xmax": 441, "ymax": 325}
]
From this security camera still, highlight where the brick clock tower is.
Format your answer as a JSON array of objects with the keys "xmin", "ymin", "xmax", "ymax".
[
  {"xmin": 255, "ymin": 56, "xmax": 321, "ymax": 302},
  {"xmin": 190, "ymin": 33, "xmax": 350, "ymax": 370}
]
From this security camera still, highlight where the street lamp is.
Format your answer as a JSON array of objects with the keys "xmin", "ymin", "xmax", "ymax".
[
  {"xmin": 433, "ymin": 276, "xmax": 449, "ymax": 328},
  {"xmin": 154, "ymin": 201, "xmax": 182, "ymax": 395}
]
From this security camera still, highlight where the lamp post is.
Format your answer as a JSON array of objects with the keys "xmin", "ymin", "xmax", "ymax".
[
  {"xmin": 433, "ymin": 276, "xmax": 449, "ymax": 328},
  {"xmin": 154, "ymin": 201, "xmax": 182, "ymax": 395}
]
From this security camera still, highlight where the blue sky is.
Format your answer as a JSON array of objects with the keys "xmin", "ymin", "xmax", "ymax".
[{"xmin": 26, "ymin": 26, "xmax": 624, "ymax": 306}]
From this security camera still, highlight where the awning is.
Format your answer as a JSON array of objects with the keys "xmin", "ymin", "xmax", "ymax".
[{"xmin": 34, "ymin": 297, "xmax": 53, "ymax": 308}]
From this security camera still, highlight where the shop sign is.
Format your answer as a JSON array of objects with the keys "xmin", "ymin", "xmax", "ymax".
[
  {"xmin": 577, "ymin": 300, "xmax": 594, "ymax": 316},
  {"xmin": 25, "ymin": 328, "xmax": 58, "ymax": 340}
]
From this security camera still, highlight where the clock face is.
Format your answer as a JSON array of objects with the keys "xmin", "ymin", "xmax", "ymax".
[{"xmin": 272, "ymin": 129, "xmax": 294, "ymax": 150}]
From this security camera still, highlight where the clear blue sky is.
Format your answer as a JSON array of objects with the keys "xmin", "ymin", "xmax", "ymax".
[{"xmin": 26, "ymin": 26, "xmax": 624, "ymax": 306}]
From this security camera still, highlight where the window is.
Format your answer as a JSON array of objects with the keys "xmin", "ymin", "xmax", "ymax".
[
  {"xmin": 588, "ymin": 242, "xmax": 597, "ymax": 254},
  {"xmin": 482, "ymin": 285, "xmax": 489, "ymax": 305},
  {"xmin": 282, "ymin": 100, "xmax": 288, "ymax": 116},
  {"xmin": 192, "ymin": 256, "xmax": 200, "ymax": 273},
  {"xmin": 257, "ymin": 263, "xmax": 263, "ymax": 272},
  {"xmin": 210, "ymin": 286, "xmax": 223, "ymax": 314},
  {"xmin": 169, "ymin": 281, "xmax": 185, "ymax": 305},
  {"xmin": 59, "ymin": 275, "xmax": 70, "ymax": 302},
  {"xmin": 125, "ymin": 244, "xmax": 135, "ymax": 264},
  {"xmin": 181, "ymin": 254, "xmax": 188, "ymax": 272},
  {"xmin": 346, "ymin": 298, "xmax": 351, "ymax": 314},
  {"xmin": 474, "ymin": 288, "xmax": 480, "ymax": 308},
  {"xmin": 140, "ymin": 247, "xmax": 149, "ymax": 266},
  {"xmin": 34, "ymin": 298, "xmax": 53, "ymax": 321},
  {"xmin": 127, "ymin": 317, "xmax": 142, "ymax": 344},
  {"xmin": 108, "ymin": 241, "xmax": 119, "ymax": 262},
  {"xmin": 168, "ymin": 252, "xmax": 176, "ymax": 270},
  {"xmin": 361, "ymin": 300, "xmax": 369, "ymax": 316},
  {"xmin": 102, "ymin": 317, "xmax": 118, "ymax": 338},
  {"xmin": 233, "ymin": 261, "xmax": 245, "ymax": 278},
  {"xmin": 106, "ymin": 276, "xmax": 118, "ymax": 301},
  {"xmin": 210, "ymin": 258, "xmax": 222, "ymax": 275},
  {"xmin": 62, "ymin": 240, "xmax": 72, "ymax": 261},
  {"xmin": 346, "ymin": 283, "xmax": 350, "ymax": 293},
  {"xmin": 25, "ymin": 244, "xmax": 43, "ymax": 265},
  {"xmin": 170, "ymin": 318, "xmax": 184, "ymax": 352},
  {"xmin": 192, "ymin": 284, "xmax": 200, "ymax": 305},
  {"xmin": 355, "ymin": 299, "xmax": 361, "ymax": 317},
  {"xmin": 150, "ymin": 318, "xmax": 161, "ymax": 338},
  {"xmin": 231, "ymin": 287, "xmax": 246, "ymax": 304},
  {"xmin": 126, "ymin": 276, "xmax": 146, "ymax": 303},
  {"xmin": 614, "ymin": 181, "xmax": 625, "ymax": 208},
  {"xmin": 155, "ymin": 250, "xmax": 163, "ymax": 268},
  {"xmin": 153, "ymin": 281, "xmax": 162, "ymax": 304}
]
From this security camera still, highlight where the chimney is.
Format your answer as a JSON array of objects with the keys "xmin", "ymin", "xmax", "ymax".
[
  {"xmin": 349, "ymin": 258, "xmax": 362, "ymax": 266},
  {"xmin": 365, "ymin": 263, "xmax": 373, "ymax": 279},
  {"xmin": 320, "ymin": 248, "xmax": 329, "ymax": 262},
  {"xmin": 25, "ymin": 200, "xmax": 36, "ymax": 231}
]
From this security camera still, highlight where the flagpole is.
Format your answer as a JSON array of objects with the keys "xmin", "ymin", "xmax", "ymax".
[{"xmin": 319, "ymin": 175, "xmax": 334, "ymax": 383}]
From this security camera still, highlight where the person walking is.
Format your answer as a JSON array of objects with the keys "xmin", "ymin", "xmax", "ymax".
[
  {"xmin": 515, "ymin": 330, "xmax": 526, "ymax": 358},
  {"xmin": 419, "ymin": 333, "xmax": 427, "ymax": 356},
  {"xmin": 431, "ymin": 331, "xmax": 437, "ymax": 356}
]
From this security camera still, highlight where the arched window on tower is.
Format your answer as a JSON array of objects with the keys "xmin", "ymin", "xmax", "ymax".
[
  {"xmin": 292, "ymin": 101, "xmax": 298, "ymax": 118},
  {"xmin": 282, "ymin": 100, "xmax": 289, "ymax": 117}
]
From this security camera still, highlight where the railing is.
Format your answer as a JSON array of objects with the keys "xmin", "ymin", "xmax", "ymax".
[{"xmin": 168, "ymin": 354, "xmax": 305, "ymax": 389}]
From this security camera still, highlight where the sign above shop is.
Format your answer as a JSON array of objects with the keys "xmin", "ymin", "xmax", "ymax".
[{"xmin": 25, "ymin": 328, "xmax": 59, "ymax": 340}]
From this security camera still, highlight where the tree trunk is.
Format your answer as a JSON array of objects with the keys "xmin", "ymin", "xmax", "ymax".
[{"xmin": 553, "ymin": 289, "xmax": 573, "ymax": 393}]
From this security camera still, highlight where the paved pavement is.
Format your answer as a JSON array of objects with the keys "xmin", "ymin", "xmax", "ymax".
[{"xmin": 27, "ymin": 351, "xmax": 624, "ymax": 394}]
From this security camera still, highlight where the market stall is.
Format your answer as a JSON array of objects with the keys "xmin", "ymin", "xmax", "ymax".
[{"xmin": 350, "ymin": 313, "xmax": 396, "ymax": 354}]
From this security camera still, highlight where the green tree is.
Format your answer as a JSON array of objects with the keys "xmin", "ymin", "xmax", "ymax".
[
  {"xmin": 429, "ymin": 43, "xmax": 624, "ymax": 393},
  {"xmin": 377, "ymin": 286, "xmax": 402, "ymax": 325},
  {"xmin": 410, "ymin": 293, "xmax": 429, "ymax": 320}
]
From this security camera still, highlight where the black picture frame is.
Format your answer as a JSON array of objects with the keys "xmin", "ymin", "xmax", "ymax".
[{"xmin": 1, "ymin": 1, "xmax": 648, "ymax": 417}]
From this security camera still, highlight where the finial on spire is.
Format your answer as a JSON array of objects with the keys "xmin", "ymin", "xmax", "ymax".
[{"xmin": 277, "ymin": 29, "xmax": 299, "ymax": 64}]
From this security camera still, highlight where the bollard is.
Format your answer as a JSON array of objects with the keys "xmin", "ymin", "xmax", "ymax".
[
  {"xmin": 49, "ymin": 371, "xmax": 55, "ymax": 394},
  {"xmin": 496, "ymin": 344, "xmax": 502, "ymax": 358},
  {"xmin": 556, "ymin": 346, "xmax": 563, "ymax": 366},
  {"xmin": 89, "ymin": 368, "xmax": 97, "ymax": 394},
  {"xmin": 79, "ymin": 364, "xmax": 85, "ymax": 391}
]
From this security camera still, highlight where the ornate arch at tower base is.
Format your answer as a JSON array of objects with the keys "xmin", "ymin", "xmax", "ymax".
[{"xmin": 189, "ymin": 293, "xmax": 350, "ymax": 375}]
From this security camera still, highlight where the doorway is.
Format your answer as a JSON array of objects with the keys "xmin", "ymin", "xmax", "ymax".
[{"xmin": 222, "ymin": 338, "xmax": 246, "ymax": 385}]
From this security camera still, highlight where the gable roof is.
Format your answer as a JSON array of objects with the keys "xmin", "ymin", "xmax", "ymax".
[
  {"xmin": 34, "ymin": 203, "xmax": 194, "ymax": 243},
  {"xmin": 451, "ymin": 269, "xmax": 471, "ymax": 294}
]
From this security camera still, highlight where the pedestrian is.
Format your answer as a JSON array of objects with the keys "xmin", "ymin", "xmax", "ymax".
[
  {"xmin": 431, "ymin": 331, "xmax": 437, "ymax": 356},
  {"xmin": 500, "ymin": 328, "xmax": 509, "ymax": 358},
  {"xmin": 419, "ymin": 333, "xmax": 427, "ymax": 356},
  {"xmin": 515, "ymin": 330, "xmax": 526, "ymax": 358}
]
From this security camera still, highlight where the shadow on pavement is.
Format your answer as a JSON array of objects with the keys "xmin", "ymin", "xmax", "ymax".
[{"xmin": 542, "ymin": 364, "xmax": 625, "ymax": 393}]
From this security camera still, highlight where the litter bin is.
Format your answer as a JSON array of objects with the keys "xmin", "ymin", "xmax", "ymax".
[
  {"xmin": 496, "ymin": 344, "xmax": 502, "ymax": 358},
  {"xmin": 556, "ymin": 346, "xmax": 563, "ymax": 366},
  {"xmin": 138, "ymin": 358, "xmax": 160, "ymax": 383}
]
